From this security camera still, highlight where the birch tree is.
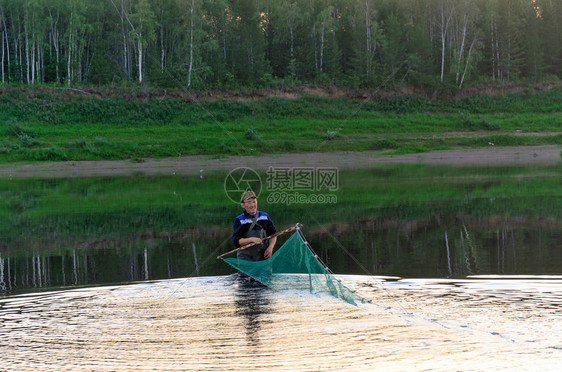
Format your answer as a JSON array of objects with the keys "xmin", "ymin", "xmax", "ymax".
[
  {"xmin": 451, "ymin": 0, "xmax": 480, "ymax": 88},
  {"xmin": 351, "ymin": 0, "xmax": 382, "ymax": 83},
  {"xmin": 314, "ymin": 6, "xmax": 334, "ymax": 74},
  {"xmin": 280, "ymin": 1, "xmax": 299, "ymax": 60},
  {"xmin": 110, "ymin": 0, "xmax": 133, "ymax": 79},
  {"xmin": 64, "ymin": 0, "xmax": 88, "ymax": 86},
  {"xmin": 45, "ymin": 1, "xmax": 63, "ymax": 83},
  {"xmin": 178, "ymin": 0, "xmax": 199, "ymax": 88},
  {"xmin": 436, "ymin": 0, "xmax": 455, "ymax": 83},
  {"xmin": 130, "ymin": 0, "xmax": 156, "ymax": 84},
  {"xmin": 0, "ymin": 3, "xmax": 6, "ymax": 83}
]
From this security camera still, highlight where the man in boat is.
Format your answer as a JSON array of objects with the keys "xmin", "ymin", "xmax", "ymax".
[{"xmin": 231, "ymin": 190, "xmax": 277, "ymax": 261}]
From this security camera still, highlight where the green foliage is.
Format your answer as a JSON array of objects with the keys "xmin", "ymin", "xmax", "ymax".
[
  {"xmin": 4, "ymin": 118, "xmax": 37, "ymax": 138},
  {"xmin": 0, "ymin": 89, "xmax": 559, "ymax": 162},
  {"xmin": 244, "ymin": 128, "xmax": 263, "ymax": 142},
  {"xmin": 17, "ymin": 134, "xmax": 39, "ymax": 148},
  {"xmin": 321, "ymin": 131, "xmax": 340, "ymax": 141},
  {"xmin": 459, "ymin": 113, "xmax": 500, "ymax": 131},
  {"xmin": 0, "ymin": 0, "xmax": 559, "ymax": 90},
  {"xmin": 26, "ymin": 147, "xmax": 68, "ymax": 161}
]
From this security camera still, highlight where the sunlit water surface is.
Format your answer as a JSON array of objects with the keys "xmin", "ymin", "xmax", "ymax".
[{"xmin": 1, "ymin": 275, "xmax": 561, "ymax": 371}]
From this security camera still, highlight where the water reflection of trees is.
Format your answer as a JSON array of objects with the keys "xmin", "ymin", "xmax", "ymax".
[
  {"xmin": 444, "ymin": 220, "xmax": 558, "ymax": 277},
  {"xmin": 0, "ymin": 217, "xmax": 559, "ymax": 295},
  {"xmin": 305, "ymin": 217, "xmax": 560, "ymax": 278},
  {"xmin": 0, "ymin": 238, "xmax": 232, "ymax": 295}
]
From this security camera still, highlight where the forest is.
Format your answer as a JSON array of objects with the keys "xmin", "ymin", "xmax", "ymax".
[{"xmin": 0, "ymin": 0, "xmax": 560, "ymax": 91}]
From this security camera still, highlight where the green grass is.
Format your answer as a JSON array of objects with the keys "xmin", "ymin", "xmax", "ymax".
[{"xmin": 0, "ymin": 88, "xmax": 560, "ymax": 162}]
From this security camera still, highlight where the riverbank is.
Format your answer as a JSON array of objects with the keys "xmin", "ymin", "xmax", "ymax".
[
  {"xmin": 1, "ymin": 86, "xmax": 560, "ymax": 163},
  {"xmin": 0, "ymin": 145, "xmax": 559, "ymax": 179}
]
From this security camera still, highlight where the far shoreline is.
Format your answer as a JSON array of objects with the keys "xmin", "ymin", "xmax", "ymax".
[{"xmin": 0, "ymin": 145, "xmax": 559, "ymax": 179}]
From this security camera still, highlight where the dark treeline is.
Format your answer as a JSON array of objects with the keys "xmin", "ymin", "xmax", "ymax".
[{"xmin": 0, "ymin": 0, "xmax": 560, "ymax": 91}]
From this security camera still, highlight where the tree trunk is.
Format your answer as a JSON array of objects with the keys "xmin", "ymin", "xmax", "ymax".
[
  {"xmin": 111, "ymin": 0, "xmax": 130, "ymax": 79},
  {"xmin": 289, "ymin": 27, "xmax": 294, "ymax": 58},
  {"xmin": 459, "ymin": 38, "xmax": 475, "ymax": 89},
  {"xmin": 5, "ymin": 26, "xmax": 10, "ymax": 83},
  {"xmin": 67, "ymin": 23, "xmax": 72, "ymax": 86},
  {"xmin": 55, "ymin": 29, "xmax": 59, "ymax": 83},
  {"xmin": 78, "ymin": 34, "xmax": 83, "ymax": 82},
  {"xmin": 15, "ymin": 27, "xmax": 21, "ymax": 82},
  {"xmin": 312, "ymin": 24, "xmax": 318, "ymax": 72},
  {"xmin": 160, "ymin": 23, "xmax": 164, "ymax": 72},
  {"xmin": 496, "ymin": 33, "xmax": 500, "ymax": 80},
  {"xmin": 440, "ymin": 27, "xmax": 445, "ymax": 81},
  {"xmin": 0, "ymin": 14, "xmax": 4, "ymax": 84},
  {"xmin": 1, "ymin": 28, "xmax": 4, "ymax": 84},
  {"xmin": 138, "ymin": 36, "xmax": 142, "ymax": 84},
  {"xmin": 25, "ymin": 22, "xmax": 30, "ymax": 83},
  {"xmin": 39, "ymin": 40, "xmax": 43, "ymax": 82},
  {"xmin": 187, "ymin": 0, "xmax": 195, "ymax": 88},
  {"xmin": 439, "ymin": 1, "xmax": 454, "ymax": 83},
  {"xmin": 222, "ymin": 17, "xmax": 226, "ymax": 62},
  {"xmin": 123, "ymin": 27, "xmax": 129, "ymax": 78},
  {"xmin": 31, "ymin": 38, "xmax": 35, "ymax": 84},
  {"xmin": 456, "ymin": 15, "xmax": 467, "ymax": 84},
  {"xmin": 320, "ymin": 24, "xmax": 325, "ymax": 73},
  {"xmin": 490, "ymin": 15, "xmax": 495, "ymax": 80}
]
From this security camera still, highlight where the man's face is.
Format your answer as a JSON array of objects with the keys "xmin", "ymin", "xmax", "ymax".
[{"xmin": 241, "ymin": 197, "xmax": 258, "ymax": 215}]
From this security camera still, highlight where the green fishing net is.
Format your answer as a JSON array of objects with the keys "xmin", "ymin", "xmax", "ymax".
[{"xmin": 222, "ymin": 229, "xmax": 363, "ymax": 306}]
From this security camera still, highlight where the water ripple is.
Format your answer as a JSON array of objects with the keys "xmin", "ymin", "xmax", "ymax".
[{"xmin": 1, "ymin": 275, "xmax": 561, "ymax": 371}]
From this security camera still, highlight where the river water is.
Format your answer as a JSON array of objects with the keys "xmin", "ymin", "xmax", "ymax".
[
  {"xmin": 1, "ymin": 164, "xmax": 561, "ymax": 370},
  {"xmin": 1, "ymin": 275, "xmax": 561, "ymax": 371}
]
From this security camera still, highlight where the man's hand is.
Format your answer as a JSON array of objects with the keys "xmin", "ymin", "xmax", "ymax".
[
  {"xmin": 239, "ymin": 237, "xmax": 262, "ymax": 246},
  {"xmin": 264, "ymin": 246, "xmax": 273, "ymax": 259}
]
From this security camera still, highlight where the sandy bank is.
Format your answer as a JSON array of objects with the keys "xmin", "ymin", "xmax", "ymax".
[{"xmin": 0, "ymin": 145, "xmax": 559, "ymax": 179}]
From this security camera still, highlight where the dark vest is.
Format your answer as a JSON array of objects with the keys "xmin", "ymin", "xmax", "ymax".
[{"xmin": 237, "ymin": 214, "xmax": 267, "ymax": 261}]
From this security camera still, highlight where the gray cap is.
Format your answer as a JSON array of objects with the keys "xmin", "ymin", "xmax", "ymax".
[{"xmin": 240, "ymin": 190, "xmax": 257, "ymax": 203}]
